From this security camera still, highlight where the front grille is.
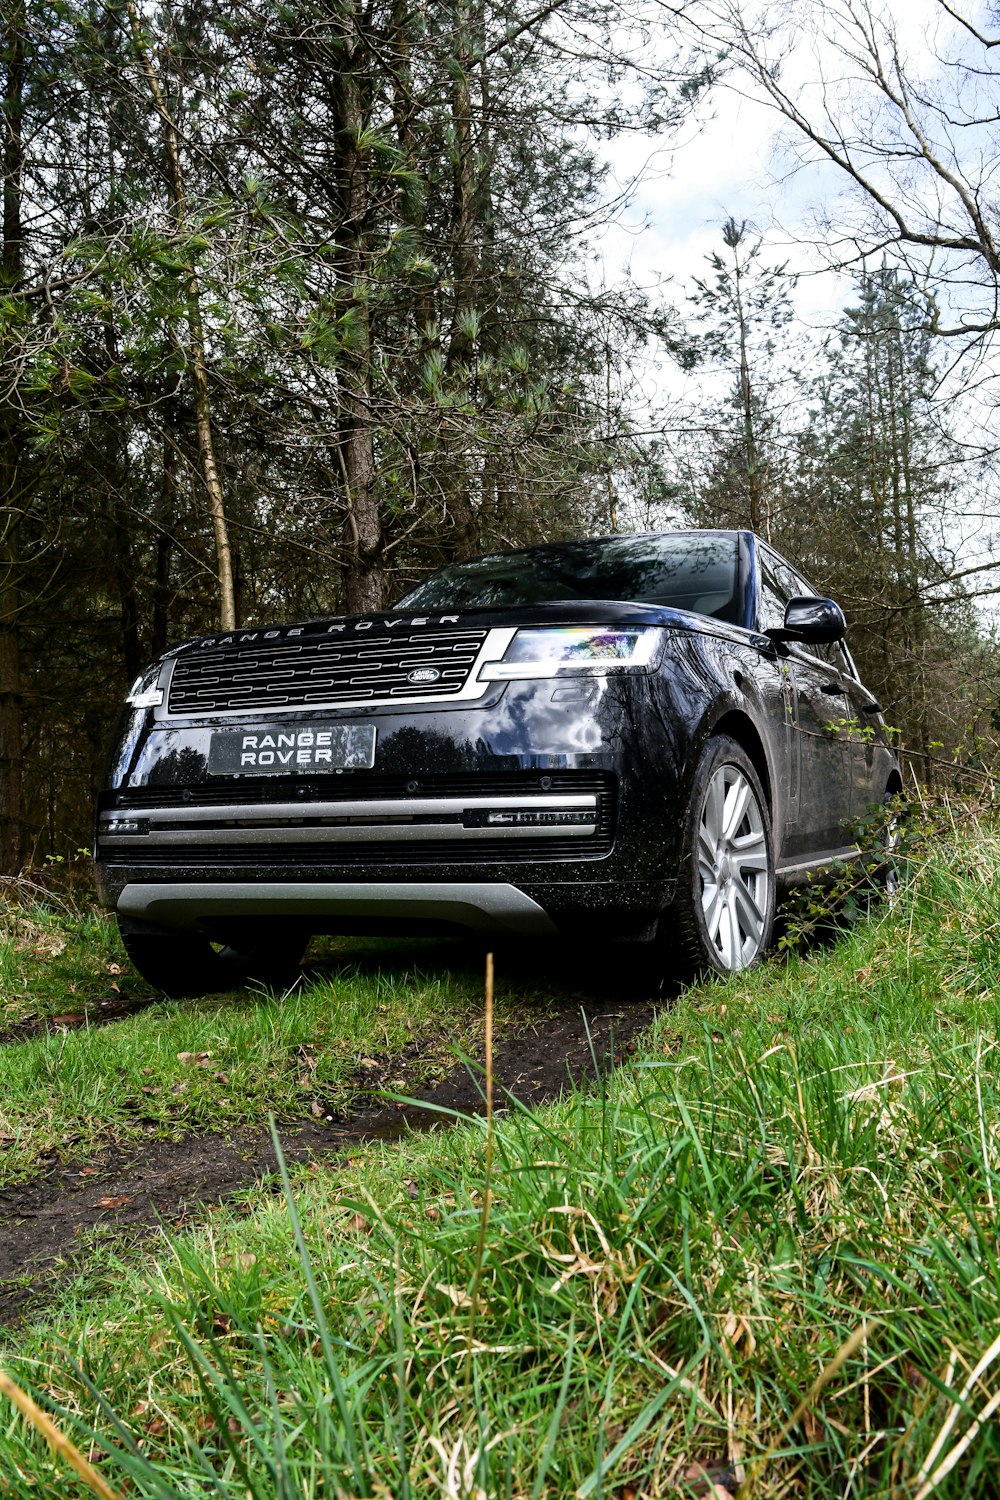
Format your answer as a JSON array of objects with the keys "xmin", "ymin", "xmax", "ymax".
[
  {"xmin": 166, "ymin": 629, "xmax": 489, "ymax": 715},
  {"xmin": 99, "ymin": 833, "xmax": 612, "ymax": 868}
]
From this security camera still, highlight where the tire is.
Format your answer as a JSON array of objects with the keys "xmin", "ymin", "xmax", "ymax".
[
  {"xmin": 665, "ymin": 735, "xmax": 776, "ymax": 979},
  {"xmin": 119, "ymin": 926, "xmax": 307, "ymax": 999},
  {"xmin": 869, "ymin": 786, "xmax": 905, "ymax": 898}
]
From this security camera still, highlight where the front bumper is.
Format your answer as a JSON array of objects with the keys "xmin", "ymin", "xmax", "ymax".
[{"xmin": 96, "ymin": 675, "xmax": 690, "ymax": 939}]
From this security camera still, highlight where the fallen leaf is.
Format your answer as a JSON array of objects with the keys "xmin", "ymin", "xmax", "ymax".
[
  {"xmin": 682, "ymin": 1462, "xmax": 738, "ymax": 1498},
  {"xmin": 802, "ymin": 1409, "xmax": 822, "ymax": 1444},
  {"xmin": 96, "ymin": 1195, "xmax": 131, "ymax": 1209},
  {"xmin": 177, "ymin": 1051, "xmax": 212, "ymax": 1066},
  {"xmin": 219, "ymin": 1252, "xmax": 256, "ymax": 1272},
  {"xmin": 78, "ymin": 1167, "xmax": 97, "ymax": 1177},
  {"xmin": 310, "ymin": 1100, "xmax": 325, "ymax": 1118},
  {"xmin": 435, "ymin": 1283, "xmax": 473, "ymax": 1309},
  {"xmin": 21, "ymin": 931, "xmax": 66, "ymax": 958}
]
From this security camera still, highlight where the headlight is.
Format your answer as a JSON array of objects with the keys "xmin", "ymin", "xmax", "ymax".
[
  {"xmin": 478, "ymin": 626, "xmax": 662, "ymax": 681},
  {"xmin": 126, "ymin": 667, "xmax": 164, "ymax": 709}
]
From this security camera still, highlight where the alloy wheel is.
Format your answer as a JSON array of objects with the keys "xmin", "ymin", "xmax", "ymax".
[{"xmin": 697, "ymin": 762, "xmax": 772, "ymax": 970}]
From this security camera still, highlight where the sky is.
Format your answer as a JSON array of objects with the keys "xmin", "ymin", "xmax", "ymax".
[
  {"xmin": 586, "ymin": 0, "xmax": 1000, "ymax": 580},
  {"xmin": 594, "ymin": 0, "xmax": 965, "ymax": 331}
]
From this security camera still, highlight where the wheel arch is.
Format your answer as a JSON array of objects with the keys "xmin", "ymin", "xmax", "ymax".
[{"xmin": 710, "ymin": 710, "xmax": 773, "ymax": 814}]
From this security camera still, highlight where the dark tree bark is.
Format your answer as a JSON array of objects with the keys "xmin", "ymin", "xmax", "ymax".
[
  {"xmin": 326, "ymin": 1, "xmax": 384, "ymax": 614},
  {"xmin": 127, "ymin": 0, "xmax": 237, "ymax": 632},
  {"xmin": 0, "ymin": 0, "xmax": 24, "ymax": 873}
]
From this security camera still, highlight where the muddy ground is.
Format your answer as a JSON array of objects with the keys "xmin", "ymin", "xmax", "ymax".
[{"xmin": 0, "ymin": 945, "xmax": 666, "ymax": 1324}]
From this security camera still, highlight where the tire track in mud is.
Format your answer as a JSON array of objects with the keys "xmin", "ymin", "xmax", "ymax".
[
  {"xmin": 0, "ymin": 990, "xmax": 663, "ymax": 1324},
  {"xmin": 0, "ymin": 994, "xmax": 164, "ymax": 1049}
]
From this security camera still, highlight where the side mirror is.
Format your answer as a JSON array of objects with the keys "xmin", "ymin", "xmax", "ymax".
[{"xmin": 768, "ymin": 595, "xmax": 846, "ymax": 644}]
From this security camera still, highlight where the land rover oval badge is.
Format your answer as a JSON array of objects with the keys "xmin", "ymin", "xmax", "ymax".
[{"xmin": 408, "ymin": 667, "xmax": 441, "ymax": 684}]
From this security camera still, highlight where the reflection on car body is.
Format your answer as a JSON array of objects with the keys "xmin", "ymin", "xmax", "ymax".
[{"xmin": 95, "ymin": 530, "xmax": 901, "ymax": 995}]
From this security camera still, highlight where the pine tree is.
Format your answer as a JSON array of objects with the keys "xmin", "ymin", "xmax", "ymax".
[{"xmin": 686, "ymin": 218, "xmax": 796, "ymax": 542}]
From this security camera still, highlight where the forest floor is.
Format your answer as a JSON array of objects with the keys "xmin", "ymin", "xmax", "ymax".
[{"xmin": 2, "ymin": 840, "xmax": 1000, "ymax": 1498}]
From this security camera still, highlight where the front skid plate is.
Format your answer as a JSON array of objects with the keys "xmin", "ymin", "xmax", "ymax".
[{"xmin": 116, "ymin": 880, "xmax": 558, "ymax": 935}]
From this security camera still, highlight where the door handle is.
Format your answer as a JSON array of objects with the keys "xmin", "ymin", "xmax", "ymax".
[{"xmin": 820, "ymin": 682, "xmax": 846, "ymax": 696}]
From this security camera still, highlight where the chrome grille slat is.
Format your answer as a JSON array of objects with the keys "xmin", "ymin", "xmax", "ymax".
[
  {"xmin": 101, "ymin": 794, "xmax": 597, "ymax": 827},
  {"xmin": 116, "ymin": 771, "xmax": 612, "ymax": 809}
]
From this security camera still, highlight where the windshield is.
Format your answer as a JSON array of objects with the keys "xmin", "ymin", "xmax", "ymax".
[{"xmin": 395, "ymin": 533, "xmax": 741, "ymax": 623}]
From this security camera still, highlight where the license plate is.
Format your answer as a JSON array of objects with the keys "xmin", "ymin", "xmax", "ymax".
[{"xmin": 208, "ymin": 724, "xmax": 376, "ymax": 775}]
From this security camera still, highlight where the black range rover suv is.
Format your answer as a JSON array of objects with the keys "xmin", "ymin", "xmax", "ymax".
[{"xmin": 95, "ymin": 530, "xmax": 901, "ymax": 995}]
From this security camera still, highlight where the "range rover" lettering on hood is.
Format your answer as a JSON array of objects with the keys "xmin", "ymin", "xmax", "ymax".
[{"xmin": 190, "ymin": 616, "xmax": 462, "ymax": 649}]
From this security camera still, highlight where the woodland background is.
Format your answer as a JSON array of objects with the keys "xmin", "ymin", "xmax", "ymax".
[{"xmin": 3, "ymin": 0, "xmax": 1000, "ymax": 872}]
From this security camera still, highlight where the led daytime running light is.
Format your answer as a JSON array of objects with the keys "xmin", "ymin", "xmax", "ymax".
[{"xmin": 478, "ymin": 626, "xmax": 661, "ymax": 681}]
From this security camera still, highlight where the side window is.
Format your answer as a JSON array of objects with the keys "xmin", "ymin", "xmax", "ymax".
[
  {"xmin": 829, "ymin": 640, "xmax": 857, "ymax": 679},
  {"xmin": 757, "ymin": 554, "xmax": 790, "ymax": 632},
  {"xmin": 804, "ymin": 639, "xmax": 838, "ymax": 668}
]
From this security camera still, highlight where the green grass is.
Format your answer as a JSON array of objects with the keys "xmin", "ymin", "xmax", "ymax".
[
  {"xmin": 0, "ymin": 909, "xmax": 539, "ymax": 1185},
  {"xmin": 0, "ymin": 899, "xmax": 150, "ymax": 1030},
  {"xmin": 3, "ymin": 838, "xmax": 1000, "ymax": 1497}
]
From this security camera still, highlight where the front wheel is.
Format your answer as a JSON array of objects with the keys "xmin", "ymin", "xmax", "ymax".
[
  {"xmin": 868, "ymin": 785, "xmax": 906, "ymax": 898},
  {"xmin": 119, "ymin": 926, "xmax": 307, "ymax": 999},
  {"xmin": 666, "ymin": 736, "xmax": 776, "ymax": 979}
]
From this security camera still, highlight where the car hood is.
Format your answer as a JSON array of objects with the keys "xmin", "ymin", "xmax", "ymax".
[{"xmin": 162, "ymin": 598, "xmax": 755, "ymax": 658}]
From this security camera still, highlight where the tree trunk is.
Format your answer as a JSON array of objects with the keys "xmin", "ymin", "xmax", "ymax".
[
  {"xmin": 327, "ymin": 2, "xmax": 383, "ymax": 614},
  {"xmin": 733, "ymin": 255, "xmax": 767, "ymax": 539},
  {"xmin": 127, "ymin": 1, "xmax": 236, "ymax": 631},
  {"xmin": 0, "ymin": 0, "xmax": 24, "ymax": 873},
  {"xmin": 150, "ymin": 445, "xmax": 174, "ymax": 660},
  {"xmin": 442, "ymin": 6, "xmax": 484, "ymax": 559}
]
